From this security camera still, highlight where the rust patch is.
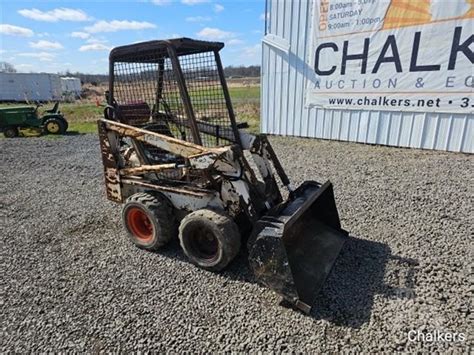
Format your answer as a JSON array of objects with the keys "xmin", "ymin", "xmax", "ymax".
[
  {"xmin": 120, "ymin": 163, "xmax": 178, "ymax": 176},
  {"xmin": 98, "ymin": 120, "xmax": 122, "ymax": 203},
  {"xmin": 121, "ymin": 178, "xmax": 212, "ymax": 198}
]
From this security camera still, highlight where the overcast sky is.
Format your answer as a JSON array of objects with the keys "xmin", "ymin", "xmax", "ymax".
[{"xmin": 0, "ymin": 0, "xmax": 265, "ymax": 74}]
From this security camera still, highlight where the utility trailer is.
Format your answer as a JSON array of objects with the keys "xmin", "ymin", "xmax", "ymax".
[
  {"xmin": 0, "ymin": 73, "xmax": 62, "ymax": 102},
  {"xmin": 98, "ymin": 38, "xmax": 348, "ymax": 313}
]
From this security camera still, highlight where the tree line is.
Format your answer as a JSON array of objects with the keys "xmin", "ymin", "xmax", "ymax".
[{"xmin": 1, "ymin": 61, "xmax": 261, "ymax": 85}]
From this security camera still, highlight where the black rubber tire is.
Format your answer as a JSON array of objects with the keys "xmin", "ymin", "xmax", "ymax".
[
  {"xmin": 178, "ymin": 209, "xmax": 241, "ymax": 271},
  {"xmin": 43, "ymin": 117, "xmax": 66, "ymax": 135},
  {"xmin": 59, "ymin": 117, "xmax": 68, "ymax": 132},
  {"xmin": 3, "ymin": 127, "xmax": 19, "ymax": 138},
  {"xmin": 122, "ymin": 192, "xmax": 176, "ymax": 251}
]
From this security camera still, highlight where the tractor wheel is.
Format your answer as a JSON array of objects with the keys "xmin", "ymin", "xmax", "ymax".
[
  {"xmin": 179, "ymin": 209, "xmax": 241, "ymax": 271},
  {"xmin": 122, "ymin": 192, "xmax": 176, "ymax": 251},
  {"xmin": 3, "ymin": 126, "xmax": 19, "ymax": 138},
  {"xmin": 59, "ymin": 117, "xmax": 69, "ymax": 132},
  {"xmin": 43, "ymin": 117, "xmax": 66, "ymax": 135}
]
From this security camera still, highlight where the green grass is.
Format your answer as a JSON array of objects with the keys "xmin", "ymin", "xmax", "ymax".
[
  {"xmin": 68, "ymin": 121, "xmax": 98, "ymax": 134},
  {"xmin": 1, "ymin": 85, "xmax": 261, "ymax": 135},
  {"xmin": 56, "ymin": 103, "xmax": 103, "ymax": 122},
  {"xmin": 229, "ymin": 86, "xmax": 260, "ymax": 101}
]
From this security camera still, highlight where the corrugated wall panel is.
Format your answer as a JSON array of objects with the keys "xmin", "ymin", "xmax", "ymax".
[
  {"xmin": 261, "ymin": 0, "xmax": 473, "ymax": 153},
  {"xmin": 462, "ymin": 117, "xmax": 473, "ymax": 152},
  {"xmin": 261, "ymin": 42, "xmax": 269, "ymax": 133}
]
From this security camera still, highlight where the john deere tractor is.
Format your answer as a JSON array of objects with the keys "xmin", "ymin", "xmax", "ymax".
[{"xmin": 0, "ymin": 102, "xmax": 68, "ymax": 138}]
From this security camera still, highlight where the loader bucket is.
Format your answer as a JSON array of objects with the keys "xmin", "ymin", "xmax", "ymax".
[{"xmin": 248, "ymin": 180, "xmax": 348, "ymax": 313}]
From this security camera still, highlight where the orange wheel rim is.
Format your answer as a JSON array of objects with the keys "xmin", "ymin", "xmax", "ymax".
[{"xmin": 126, "ymin": 207, "xmax": 154, "ymax": 242}]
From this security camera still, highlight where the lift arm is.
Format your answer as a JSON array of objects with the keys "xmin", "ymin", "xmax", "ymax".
[{"xmin": 99, "ymin": 119, "xmax": 241, "ymax": 175}]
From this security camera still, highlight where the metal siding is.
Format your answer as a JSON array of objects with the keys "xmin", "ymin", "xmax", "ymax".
[
  {"xmin": 261, "ymin": 43, "xmax": 269, "ymax": 133},
  {"xmin": 294, "ymin": 0, "xmax": 308, "ymax": 136},
  {"xmin": 462, "ymin": 117, "xmax": 473, "ymax": 152},
  {"xmin": 358, "ymin": 111, "xmax": 369, "ymax": 142},
  {"xmin": 261, "ymin": 0, "xmax": 473, "ymax": 153},
  {"xmin": 285, "ymin": 0, "xmax": 296, "ymax": 135}
]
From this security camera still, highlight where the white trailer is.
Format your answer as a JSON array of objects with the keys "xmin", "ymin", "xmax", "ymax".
[
  {"xmin": 0, "ymin": 73, "xmax": 62, "ymax": 102},
  {"xmin": 60, "ymin": 77, "xmax": 82, "ymax": 98}
]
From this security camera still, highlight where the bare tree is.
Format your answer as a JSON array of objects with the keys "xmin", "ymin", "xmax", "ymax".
[{"xmin": 0, "ymin": 62, "xmax": 17, "ymax": 73}]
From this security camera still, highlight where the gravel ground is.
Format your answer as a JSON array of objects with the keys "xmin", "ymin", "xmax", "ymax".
[{"xmin": 1, "ymin": 134, "xmax": 472, "ymax": 352}]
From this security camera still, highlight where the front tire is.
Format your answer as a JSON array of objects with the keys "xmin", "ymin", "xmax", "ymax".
[
  {"xmin": 122, "ymin": 192, "xmax": 176, "ymax": 251},
  {"xmin": 3, "ymin": 126, "xmax": 19, "ymax": 138},
  {"xmin": 179, "ymin": 209, "xmax": 241, "ymax": 271}
]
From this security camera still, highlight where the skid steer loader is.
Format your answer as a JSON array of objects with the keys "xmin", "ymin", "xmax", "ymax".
[{"xmin": 98, "ymin": 38, "xmax": 348, "ymax": 313}]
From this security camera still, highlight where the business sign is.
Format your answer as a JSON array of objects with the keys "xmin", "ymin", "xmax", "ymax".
[{"xmin": 307, "ymin": 0, "xmax": 473, "ymax": 113}]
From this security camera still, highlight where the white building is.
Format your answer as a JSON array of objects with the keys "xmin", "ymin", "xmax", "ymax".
[{"xmin": 261, "ymin": 0, "xmax": 473, "ymax": 153}]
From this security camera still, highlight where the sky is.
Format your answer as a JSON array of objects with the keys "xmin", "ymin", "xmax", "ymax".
[{"xmin": 0, "ymin": 0, "xmax": 266, "ymax": 74}]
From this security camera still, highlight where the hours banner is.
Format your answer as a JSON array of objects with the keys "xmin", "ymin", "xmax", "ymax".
[{"xmin": 307, "ymin": 0, "xmax": 473, "ymax": 113}]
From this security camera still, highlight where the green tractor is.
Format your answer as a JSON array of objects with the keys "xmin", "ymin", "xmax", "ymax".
[{"xmin": 0, "ymin": 102, "xmax": 68, "ymax": 138}]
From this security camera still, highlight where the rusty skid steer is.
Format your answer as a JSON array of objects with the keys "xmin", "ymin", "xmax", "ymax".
[{"xmin": 98, "ymin": 38, "xmax": 348, "ymax": 313}]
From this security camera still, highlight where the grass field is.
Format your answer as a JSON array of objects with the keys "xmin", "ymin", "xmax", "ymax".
[{"xmin": 1, "ymin": 85, "xmax": 261, "ymax": 136}]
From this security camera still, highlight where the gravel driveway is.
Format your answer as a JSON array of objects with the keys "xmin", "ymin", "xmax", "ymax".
[{"xmin": 1, "ymin": 134, "xmax": 472, "ymax": 352}]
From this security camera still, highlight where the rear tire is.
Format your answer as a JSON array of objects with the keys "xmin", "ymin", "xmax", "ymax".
[
  {"xmin": 59, "ymin": 117, "xmax": 68, "ymax": 132},
  {"xmin": 122, "ymin": 192, "xmax": 176, "ymax": 251},
  {"xmin": 179, "ymin": 209, "xmax": 241, "ymax": 271},
  {"xmin": 43, "ymin": 117, "xmax": 66, "ymax": 135},
  {"xmin": 3, "ymin": 127, "xmax": 19, "ymax": 138}
]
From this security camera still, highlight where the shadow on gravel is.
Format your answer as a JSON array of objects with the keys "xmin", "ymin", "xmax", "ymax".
[
  {"xmin": 64, "ymin": 131, "xmax": 85, "ymax": 136},
  {"xmin": 154, "ymin": 235, "xmax": 418, "ymax": 328},
  {"xmin": 158, "ymin": 238, "xmax": 255, "ymax": 282},
  {"xmin": 310, "ymin": 236, "xmax": 418, "ymax": 328}
]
